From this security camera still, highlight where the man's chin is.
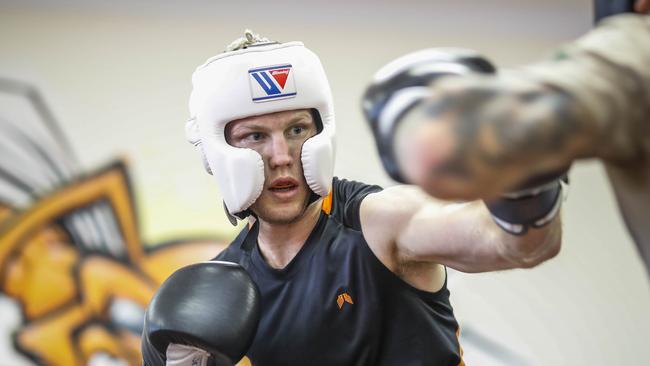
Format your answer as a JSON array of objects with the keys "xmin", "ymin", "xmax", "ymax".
[
  {"xmin": 257, "ymin": 209, "xmax": 304, "ymax": 225},
  {"xmin": 251, "ymin": 201, "xmax": 304, "ymax": 225},
  {"xmin": 264, "ymin": 215, "xmax": 302, "ymax": 225}
]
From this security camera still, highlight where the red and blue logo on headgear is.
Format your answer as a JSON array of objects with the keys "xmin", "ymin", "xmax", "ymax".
[{"xmin": 248, "ymin": 64, "xmax": 297, "ymax": 102}]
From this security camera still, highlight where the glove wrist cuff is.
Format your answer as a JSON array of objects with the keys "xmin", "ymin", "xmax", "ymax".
[
  {"xmin": 486, "ymin": 180, "xmax": 564, "ymax": 235},
  {"xmin": 166, "ymin": 344, "xmax": 212, "ymax": 366}
]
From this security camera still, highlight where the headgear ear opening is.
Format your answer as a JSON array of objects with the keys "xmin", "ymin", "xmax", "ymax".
[{"xmin": 310, "ymin": 108, "xmax": 324, "ymax": 134}]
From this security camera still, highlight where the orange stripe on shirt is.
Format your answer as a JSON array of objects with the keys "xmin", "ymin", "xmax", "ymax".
[
  {"xmin": 321, "ymin": 190, "xmax": 333, "ymax": 215},
  {"xmin": 456, "ymin": 327, "xmax": 465, "ymax": 366}
]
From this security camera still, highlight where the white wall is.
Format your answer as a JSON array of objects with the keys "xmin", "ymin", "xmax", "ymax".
[{"xmin": 1, "ymin": 1, "xmax": 649, "ymax": 365}]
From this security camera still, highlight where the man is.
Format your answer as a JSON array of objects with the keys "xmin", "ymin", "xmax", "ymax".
[
  {"xmin": 364, "ymin": 3, "xmax": 650, "ymax": 275},
  {"xmin": 143, "ymin": 31, "xmax": 563, "ymax": 366}
]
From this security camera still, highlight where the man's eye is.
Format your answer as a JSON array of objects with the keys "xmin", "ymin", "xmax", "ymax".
[
  {"xmin": 247, "ymin": 133, "xmax": 263, "ymax": 141},
  {"xmin": 291, "ymin": 126, "xmax": 304, "ymax": 135}
]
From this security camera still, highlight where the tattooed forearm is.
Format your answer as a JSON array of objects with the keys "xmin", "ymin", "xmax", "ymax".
[
  {"xmin": 522, "ymin": 16, "xmax": 650, "ymax": 163},
  {"xmin": 419, "ymin": 75, "xmax": 590, "ymax": 189},
  {"xmin": 399, "ymin": 16, "xmax": 649, "ymax": 200}
]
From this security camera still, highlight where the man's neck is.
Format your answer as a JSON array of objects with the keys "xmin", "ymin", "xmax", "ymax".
[{"xmin": 256, "ymin": 201, "xmax": 322, "ymax": 269}]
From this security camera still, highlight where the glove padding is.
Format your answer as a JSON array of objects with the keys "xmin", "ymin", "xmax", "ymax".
[
  {"xmin": 142, "ymin": 261, "xmax": 261, "ymax": 366},
  {"xmin": 362, "ymin": 48, "xmax": 496, "ymax": 182}
]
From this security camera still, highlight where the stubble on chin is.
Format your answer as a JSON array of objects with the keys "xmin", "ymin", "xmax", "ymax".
[{"xmin": 251, "ymin": 191, "xmax": 313, "ymax": 225}]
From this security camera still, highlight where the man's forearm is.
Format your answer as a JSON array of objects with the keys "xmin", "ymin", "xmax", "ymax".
[
  {"xmin": 525, "ymin": 14, "xmax": 650, "ymax": 162},
  {"xmin": 401, "ymin": 14, "xmax": 649, "ymax": 200},
  {"xmin": 416, "ymin": 74, "xmax": 582, "ymax": 194}
]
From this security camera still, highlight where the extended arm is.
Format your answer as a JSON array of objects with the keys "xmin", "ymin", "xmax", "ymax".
[
  {"xmin": 388, "ymin": 14, "xmax": 650, "ymax": 200},
  {"xmin": 360, "ymin": 185, "xmax": 562, "ymax": 274}
]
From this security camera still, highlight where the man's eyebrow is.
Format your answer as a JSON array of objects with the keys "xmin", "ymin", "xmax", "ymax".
[
  {"xmin": 288, "ymin": 113, "xmax": 312, "ymax": 124},
  {"xmin": 231, "ymin": 123, "xmax": 269, "ymax": 133}
]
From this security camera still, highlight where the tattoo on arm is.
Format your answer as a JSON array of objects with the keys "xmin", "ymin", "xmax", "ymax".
[{"xmin": 421, "ymin": 77, "xmax": 590, "ymax": 185}]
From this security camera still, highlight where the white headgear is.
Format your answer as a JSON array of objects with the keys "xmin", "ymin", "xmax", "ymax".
[{"xmin": 186, "ymin": 41, "xmax": 335, "ymax": 220}]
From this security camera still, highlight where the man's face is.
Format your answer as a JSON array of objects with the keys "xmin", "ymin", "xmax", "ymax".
[{"xmin": 225, "ymin": 109, "xmax": 318, "ymax": 224}]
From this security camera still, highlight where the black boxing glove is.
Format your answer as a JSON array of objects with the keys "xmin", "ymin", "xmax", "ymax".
[
  {"xmin": 361, "ymin": 48, "xmax": 496, "ymax": 183},
  {"xmin": 485, "ymin": 171, "xmax": 569, "ymax": 236},
  {"xmin": 142, "ymin": 261, "xmax": 261, "ymax": 366}
]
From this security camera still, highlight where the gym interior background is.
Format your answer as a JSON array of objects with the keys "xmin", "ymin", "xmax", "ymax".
[{"xmin": 0, "ymin": 0, "xmax": 648, "ymax": 365}]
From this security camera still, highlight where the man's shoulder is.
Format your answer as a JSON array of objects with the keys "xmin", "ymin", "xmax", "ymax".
[
  {"xmin": 329, "ymin": 176, "xmax": 382, "ymax": 231},
  {"xmin": 332, "ymin": 176, "xmax": 378, "ymax": 188},
  {"xmin": 331, "ymin": 176, "xmax": 382, "ymax": 203}
]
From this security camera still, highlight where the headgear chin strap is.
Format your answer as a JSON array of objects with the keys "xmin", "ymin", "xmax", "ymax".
[{"xmin": 186, "ymin": 41, "xmax": 336, "ymax": 221}]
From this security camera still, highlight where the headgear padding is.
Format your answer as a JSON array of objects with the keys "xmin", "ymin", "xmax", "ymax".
[{"xmin": 186, "ymin": 41, "xmax": 335, "ymax": 218}]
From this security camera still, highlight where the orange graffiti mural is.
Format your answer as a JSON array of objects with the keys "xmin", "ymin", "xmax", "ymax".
[
  {"xmin": 0, "ymin": 79, "xmax": 250, "ymax": 365},
  {"xmin": 0, "ymin": 162, "xmax": 227, "ymax": 365}
]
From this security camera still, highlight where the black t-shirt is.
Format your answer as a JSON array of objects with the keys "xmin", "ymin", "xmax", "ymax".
[{"xmin": 216, "ymin": 177, "xmax": 463, "ymax": 366}]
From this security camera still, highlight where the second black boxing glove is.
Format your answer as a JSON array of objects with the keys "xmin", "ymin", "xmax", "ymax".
[
  {"xmin": 142, "ymin": 261, "xmax": 260, "ymax": 366},
  {"xmin": 362, "ymin": 48, "xmax": 496, "ymax": 183}
]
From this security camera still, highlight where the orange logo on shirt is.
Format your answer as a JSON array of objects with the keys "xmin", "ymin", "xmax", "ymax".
[{"xmin": 336, "ymin": 292, "xmax": 354, "ymax": 309}]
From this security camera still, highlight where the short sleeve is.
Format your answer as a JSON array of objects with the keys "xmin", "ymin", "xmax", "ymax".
[{"xmin": 329, "ymin": 177, "xmax": 382, "ymax": 231}]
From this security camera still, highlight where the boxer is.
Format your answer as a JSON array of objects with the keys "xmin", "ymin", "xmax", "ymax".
[{"xmin": 145, "ymin": 30, "xmax": 563, "ymax": 366}]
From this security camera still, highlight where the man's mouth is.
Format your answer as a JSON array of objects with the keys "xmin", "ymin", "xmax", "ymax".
[{"xmin": 269, "ymin": 178, "xmax": 299, "ymax": 192}]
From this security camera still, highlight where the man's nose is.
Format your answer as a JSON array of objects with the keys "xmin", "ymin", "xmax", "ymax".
[{"xmin": 267, "ymin": 136, "xmax": 293, "ymax": 168}]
